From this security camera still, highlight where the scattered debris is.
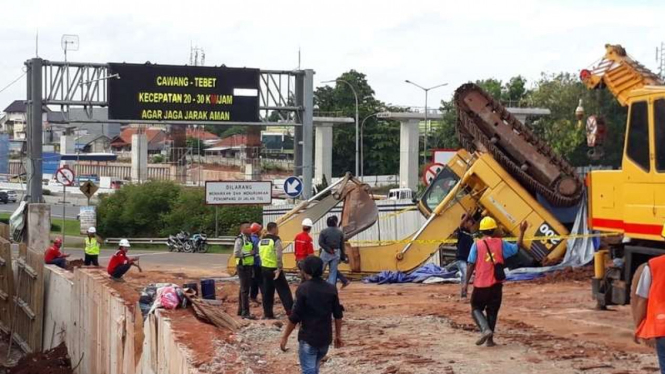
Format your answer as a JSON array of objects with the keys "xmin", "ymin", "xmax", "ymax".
[
  {"xmin": 9, "ymin": 342, "xmax": 72, "ymax": 374},
  {"xmin": 64, "ymin": 259, "xmax": 84, "ymax": 272},
  {"xmin": 185, "ymin": 290, "xmax": 241, "ymax": 331}
]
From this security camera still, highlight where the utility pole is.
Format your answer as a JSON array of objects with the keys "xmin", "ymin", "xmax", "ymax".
[
  {"xmin": 405, "ymin": 80, "xmax": 448, "ymax": 164},
  {"xmin": 27, "ymin": 58, "xmax": 43, "ymax": 203},
  {"xmin": 657, "ymin": 42, "xmax": 665, "ymax": 80}
]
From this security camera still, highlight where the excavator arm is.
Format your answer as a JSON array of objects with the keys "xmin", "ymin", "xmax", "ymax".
[{"xmin": 226, "ymin": 174, "xmax": 379, "ymax": 275}]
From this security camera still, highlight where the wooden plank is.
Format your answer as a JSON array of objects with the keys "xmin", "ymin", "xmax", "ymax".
[
  {"xmin": 26, "ymin": 247, "xmax": 45, "ymax": 352},
  {"xmin": 0, "ymin": 223, "xmax": 9, "ymax": 240},
  {"xmin": 0, "ymin": 240, "xmax": 14, "ymax": 332}
]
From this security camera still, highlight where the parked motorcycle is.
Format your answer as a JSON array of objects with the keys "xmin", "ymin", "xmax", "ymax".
[
  {"xmin": 166, "ymin": 231, "xmax": 190, "ymax": 252},
  {"xmin": 185, "ymin": 233, "xmax": 208, "ymax": 253}
]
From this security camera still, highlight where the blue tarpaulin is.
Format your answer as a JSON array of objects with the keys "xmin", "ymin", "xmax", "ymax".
[{"xmin": 363, "ymin": 263, "xmax": 458, "ymax": 284}]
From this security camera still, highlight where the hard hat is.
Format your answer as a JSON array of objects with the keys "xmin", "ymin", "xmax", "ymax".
[
  {"xmin": 87, "ymin": 227, "xmax": 96, "ymax": 234},
  {"xmin": 250, "ymin": 222, "xmax": 262, "ymax": 234},
  {"xmin": 53, "ymin": 237, "xmax": 62, "ymax": 247},
  {"xmin": 479, "ymin": 217, "xmax": 498, "ymax": 231},
  {"xmin": 119, "ymin": 239, "xmax": 131, "ymax": 248},
  {"xmin": 302, "ymin": 218, "xmax": 313, "ymax": 227}
]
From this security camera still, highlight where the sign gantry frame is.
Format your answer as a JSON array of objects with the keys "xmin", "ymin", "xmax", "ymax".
[{"xmin": 24, "ymin": 58, "xmax": 314, "ymax": 203}]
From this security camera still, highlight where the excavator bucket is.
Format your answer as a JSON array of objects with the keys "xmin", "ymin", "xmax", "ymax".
[
  {"xmin": 226, "ymin": 174, "xmax": 379, "ymax": 275},
  {"xmin": 339, "ymin": 180, "xmax": 378, "ymax": 238}
]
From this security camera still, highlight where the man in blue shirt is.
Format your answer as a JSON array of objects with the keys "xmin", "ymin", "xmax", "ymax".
[{"xmin": 463, "ymin": 217, "xmax": 527, "ymax": 347}]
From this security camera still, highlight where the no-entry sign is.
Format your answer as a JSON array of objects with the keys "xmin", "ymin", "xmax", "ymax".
[
  {"xmin": 422, "ymin": 163, "xmax": 445, "ymax": 186},
  {"xmin": 55, "ymin": 166, "xmax": 75, "ymax": 186}
]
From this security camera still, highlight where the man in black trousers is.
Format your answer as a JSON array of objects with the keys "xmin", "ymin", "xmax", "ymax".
[{"xmin": 259, "ymin": 222, "xmax": 294, "ymax": 319}]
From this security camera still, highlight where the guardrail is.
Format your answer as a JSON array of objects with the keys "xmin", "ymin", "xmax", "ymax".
[{"xmin": 104, "ymin": 237, "xmax": 236, "ymax": 246}]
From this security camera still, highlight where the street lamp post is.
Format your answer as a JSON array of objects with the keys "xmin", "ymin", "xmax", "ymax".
[
  {"xmin": 322, "ymin": 79, "xmax": 359, "ymax": 177},
  {"xmin": 404, "ymin": 80, "xmax": 448, "ymax": 164}
]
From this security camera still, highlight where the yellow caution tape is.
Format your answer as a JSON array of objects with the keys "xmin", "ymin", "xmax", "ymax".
[{"xmin": 281, "ymin": 231, "xmax": 618, "ymax": 246}]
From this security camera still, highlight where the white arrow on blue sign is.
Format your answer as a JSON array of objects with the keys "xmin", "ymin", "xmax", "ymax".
[{"xmin": 283, "ymin": 176, "xmax": 303, "ymax": 198}]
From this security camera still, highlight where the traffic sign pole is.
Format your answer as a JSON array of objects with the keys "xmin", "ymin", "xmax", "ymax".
[{"xmin": 62, "ymin": 183, "xmax": 66, "ymax": 250}]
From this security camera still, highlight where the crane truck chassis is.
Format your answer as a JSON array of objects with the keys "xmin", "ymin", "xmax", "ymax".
[{"xmin": 581, "ymin": 44, "xmax": 665, "ymax": 308}]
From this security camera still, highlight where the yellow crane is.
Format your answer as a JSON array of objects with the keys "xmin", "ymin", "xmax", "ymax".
[{"xmin": 581, "ymin": 44, "xmax": 665, "ymax": 307}]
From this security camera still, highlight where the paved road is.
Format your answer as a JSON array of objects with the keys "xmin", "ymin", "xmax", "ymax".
[
  {"xmin": 0, "ymin": 201, "xmax": 82, "ymax": 219},
  {"xmin": 61, "ymin": 248, "xmax": 231, "ymax": 273}
]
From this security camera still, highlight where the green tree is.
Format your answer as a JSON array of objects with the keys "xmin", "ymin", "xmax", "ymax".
[
  {"xmin": 503, "ymin": 75, "xmax": 528, "ymax": 104},
  {"xmin": 315, "ymin": 70, "xmax": 401, "ymax": 176},
  {"xmin": 97, "ymin": 181, "xmax": 263, "ymax": 237},
  {"xmin": 475, "ymin": 78, "xmax": 503, "ymax": 100},
  {"xmin": 186, "ymin": 136, "xmax": 210, "ymax": 152},
  {"xmin": 526, "ymin": 72, "xmax": 626, "ymax": 167}
]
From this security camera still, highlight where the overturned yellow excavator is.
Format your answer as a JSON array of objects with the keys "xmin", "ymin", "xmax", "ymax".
[{"xmin": 227, "ymin": 84, "xmax": 577, "ymax": 275}]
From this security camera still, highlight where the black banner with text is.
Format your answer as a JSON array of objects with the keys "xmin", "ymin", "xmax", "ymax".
[{"xmin": 108, "ymin": 63, "xmax": 260, "ymax": 122}]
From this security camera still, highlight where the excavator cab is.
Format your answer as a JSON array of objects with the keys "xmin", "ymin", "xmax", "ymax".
[{"xmin": 418, "ymin": 149, "xmax": 472, "ymax": 216}]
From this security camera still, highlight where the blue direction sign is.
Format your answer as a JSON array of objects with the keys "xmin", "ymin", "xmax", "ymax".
[{"xmin": 283, "ymin": 176, "xmax": 303, "ymax": 198}]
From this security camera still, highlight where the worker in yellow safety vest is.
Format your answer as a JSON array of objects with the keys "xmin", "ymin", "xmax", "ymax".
[
  {"xmin": 234, "ymin": 221, "xmax": 256, "ymax": 319},
  {"xmin": 259, "ymin": 222, "xmax": 294, "ymax": 319},
  {"xmin": 84, "ymin": 227, "xmax": 101, "ymax": 266}
]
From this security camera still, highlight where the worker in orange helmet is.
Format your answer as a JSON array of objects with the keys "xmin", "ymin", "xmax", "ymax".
[
  {"xmin": 249, "ymin": 222, "xmax": 264, "ymax": 304},
  {"xmin": 44, "ymin": 237, "xmax": 70, "ymax": 269}
]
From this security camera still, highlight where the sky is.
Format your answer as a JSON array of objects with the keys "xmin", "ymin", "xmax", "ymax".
[{"xmin": 1, "ymin": 0, "xmax": 664, "ymax": 112}]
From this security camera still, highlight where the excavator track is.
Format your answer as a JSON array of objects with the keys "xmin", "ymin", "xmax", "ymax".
[{"xmin": 454, "ymin": 83, "xmax": 584, "ymax": 207}]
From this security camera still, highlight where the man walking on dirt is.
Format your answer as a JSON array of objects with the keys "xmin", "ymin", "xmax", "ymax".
[
  {"xmin": 319, "ymin": 216, "xmax": 350, "ymax": 288},
  {"xmin": 463, "ymin": 216, "xmax": 527, "ymax": 347},
  {"xmin": 259, "ymin": 222, "xmax": 294, "ymax": 319},
  {"xmin": 633, "ymin": 253, "xmax": 665, "ymax": 373},
  {"xmin": 235, "ymin": 221, "xmax": 257, "ymax": 319},
  {"xmin": 295, "ymin": 218, "xmax": 315, "ymax": 281},
  {"xmin": 453, "ymin": 214, "xmax": 474, "ymax": 298},
  {"xmin": 280, "ymin": 256, "xmax": 344, "ymax": 374}
]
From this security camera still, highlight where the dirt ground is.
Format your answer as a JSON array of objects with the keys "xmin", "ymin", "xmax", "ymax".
[{"xmin": 113, "ymin": 267, "xmax": 660, "ymax": 374}]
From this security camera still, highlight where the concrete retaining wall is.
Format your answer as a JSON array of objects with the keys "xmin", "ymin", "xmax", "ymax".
[{"xmin": 43, "ymin": 266, "xmax": 198, "ymax": 374}]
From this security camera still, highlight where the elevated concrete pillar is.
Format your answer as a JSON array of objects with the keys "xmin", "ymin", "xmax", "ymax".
[
  {"xmin": 315, "ymin": 123, "xmax": 333, "ymax": 185},
  {"xmin": 399, "ymin": 119, "xmax": 419, "ymax": 191},
  {"xmin": 60, "ymin": 136, "xmax": 75, "ymax": 155},
  {"xmin": 131, "ymin": 134, "xmax": 148, "ymax": 183}
]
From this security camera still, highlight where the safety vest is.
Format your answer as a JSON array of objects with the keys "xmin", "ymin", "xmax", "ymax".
[
  {"xmin": 85, "ymin": 237, "xmax": 100, "ymax": 255},
  {"xmin": 259, "ymin": 237, "xmax": 279, "ymax": 269},
  {"xmin": 235, "ymin": 235, "xmax": 255, "ymax": 266},
  {"xmin": 637, "ymin": 255, "xmax": 665, "ymax": 339},
  {"xmin": 473, "ymin": 237, "xmax": 505, "ymax": 288}
]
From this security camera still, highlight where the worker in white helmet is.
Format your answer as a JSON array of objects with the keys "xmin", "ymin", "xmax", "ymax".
[
  {"xmin": 294, "ymin": 218, "xmax": 315, "ymax": 282},
  {"xmin": 84, "ymin": 226, "xmax": 101, "ymax": 266},
  {"xmin": 107, "ymin": 239, "xmax": 137, "ymax": 281}
]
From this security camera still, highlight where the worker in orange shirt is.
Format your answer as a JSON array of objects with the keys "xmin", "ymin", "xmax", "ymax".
[
  {"xmin": 294, "ymin": 218, "xmax": 314, "ymax": 281},
  {"xmin": 634, "ymin": 252, "xmax": 665, "ymax": 373}
]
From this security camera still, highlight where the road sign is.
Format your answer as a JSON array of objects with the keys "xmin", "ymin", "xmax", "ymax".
[
  {"xmin": 108, "ymin": 63, "xmax": 260, "ymax": 123},
  {"xmin": 79, "ymin": 206, "xmax": 96, "ymax": 235},
  {"xmin": 80, "ymin": 180, "xmax": 99, "ymax": 199},
  {"xmin": 423, "ymin": 163, "xmax": 445, "ymax": 186},
  {"xmin": 205, "ymin": 181, "xmax": 272, "ymax": 205},
  {"xmin": 283, "ymin": 176, "xmax": 303, "ymax": 198},
  {"xmin": 55, "ymin": 166, "xmax": 75, "ymax": 186}
]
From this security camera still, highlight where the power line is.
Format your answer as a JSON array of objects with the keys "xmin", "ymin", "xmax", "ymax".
[{"xmin": 0, "ymin": 71, "xmax": 27, "ymax": 95}]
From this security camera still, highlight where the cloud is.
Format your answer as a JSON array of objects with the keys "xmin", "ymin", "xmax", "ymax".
[{"xmin": 1, "ymin": 0, "xmax": 664, "ymax": 112}]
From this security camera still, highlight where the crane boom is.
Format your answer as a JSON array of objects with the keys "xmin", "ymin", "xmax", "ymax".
[{"xmin": 580, "ymin": 44, "xmax": 663, "ymax": 106}]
